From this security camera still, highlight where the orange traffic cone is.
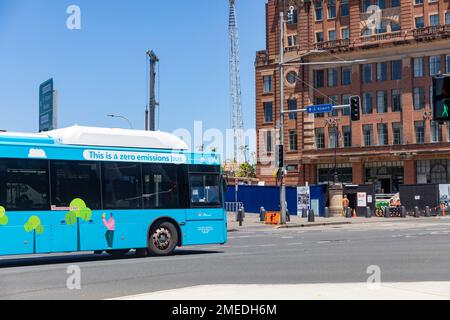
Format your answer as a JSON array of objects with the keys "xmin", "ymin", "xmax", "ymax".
[{"xmin": 352, "ymin": 209, "xmax": 357, "ymax": 218}]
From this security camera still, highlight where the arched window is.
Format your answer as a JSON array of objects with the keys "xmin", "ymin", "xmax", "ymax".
[{"xmin": 431, "ymin": 164, "xmax": 447, "ymax": 184}]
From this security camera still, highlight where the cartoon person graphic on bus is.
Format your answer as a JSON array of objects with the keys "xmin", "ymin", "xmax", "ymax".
[{"xmin": 102, "ymin": 212, "xmax": 115, "ymax": 248}]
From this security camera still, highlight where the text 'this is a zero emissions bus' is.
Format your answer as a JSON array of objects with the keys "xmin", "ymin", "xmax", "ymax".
[{"xmin": 0, "ymin": 126, "xmax": 227, "ymax": 257}]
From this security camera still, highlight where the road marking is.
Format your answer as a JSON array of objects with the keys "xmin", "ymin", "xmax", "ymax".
[
  {"xmin": 287, "ymin": 242, "xmax": 304, "ymax": 246},
  {"xmin": 258, "ymin": 244, "xmax": 276, "ymax": 247}
]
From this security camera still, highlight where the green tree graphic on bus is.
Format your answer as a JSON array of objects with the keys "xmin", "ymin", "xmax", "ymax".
[
  {"xmin": 24, "ymin": 216, "xmax": 44, "ymax": 235},
  {"xmin": 0, "ymin": 206, "xmax": 9, "ymax": 226},
  {"xmin": 65, "ymin": 198, "xmax": 92, "ymax": 225}
]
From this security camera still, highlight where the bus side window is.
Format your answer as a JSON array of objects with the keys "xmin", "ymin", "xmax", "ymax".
[
  {"xmin": 0, "ymin": 159, "xmax": 50, "ymax": 211},
  {"xmin": 189, "ymin": 174, "xmax": 221, "ymax": 207}
]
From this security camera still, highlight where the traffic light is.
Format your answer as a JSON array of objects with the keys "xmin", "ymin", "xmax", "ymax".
[
  {"xmin": 350, "ymin": 96, "xmax": 361, "ymax": 121},
  {"xmin": 277, "ymin": 145, "xmax": 284, "ymax": 168},
  {"xmin": 433, "ymin": 76, "xmax": 450, "ymax": 122}
]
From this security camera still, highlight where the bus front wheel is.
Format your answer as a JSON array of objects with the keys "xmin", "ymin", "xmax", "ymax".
[{"xmin": 148, "ymin": 221, "xmax": 178, "ymax": 256}]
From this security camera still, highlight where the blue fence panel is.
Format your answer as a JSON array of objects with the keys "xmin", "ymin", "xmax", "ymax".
[{"xmin": 225, "ymin": 184, "xmax": 327, "ymax": 216}]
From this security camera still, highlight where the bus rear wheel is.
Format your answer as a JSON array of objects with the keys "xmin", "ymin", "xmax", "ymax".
[{"xmin": 148, "ymin": 221, "xmax": 178, "ymax": 256}]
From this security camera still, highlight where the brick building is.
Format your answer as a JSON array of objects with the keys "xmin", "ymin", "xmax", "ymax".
[{"xmin": 256, "ymin": 0, "xmax": 450, "ymax": 193}]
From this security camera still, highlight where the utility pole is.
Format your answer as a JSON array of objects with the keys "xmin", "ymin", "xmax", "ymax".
[
  {"xmin": 279, "ymin": 9, "xmax": 287, "ymax": 225},
  {"xmin": 146, "ymin": 50, "xmax": 159, "ymax": 131}
]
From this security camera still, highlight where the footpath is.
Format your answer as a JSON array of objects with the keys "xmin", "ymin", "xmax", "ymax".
[{"xmin": 227, "ymin": 212, "xmax": 450, "ymax": 232}]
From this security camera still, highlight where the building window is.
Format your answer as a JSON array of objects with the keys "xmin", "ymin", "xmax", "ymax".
[
  {"xmin": 377, "ymin": 0, "xmax": 386, "ymax": 9},
  {"xmin": 287, "ymin": 34, "xmax": 299, "ymax": 47},
  {"xmin": 377, "ymin": 91, "xmax": 388, "ymax": 113},
  {"xmin": 415, "ymin": 121, "xmax": 425, "ymax": 144},
  {"xmin": 328, "ymin": 0, "xmax": 336, "ymax": 19},
  {"xmin": 391, "ymin": 60, "xmax": 402, "ymax": 80},
  {"xmin": 362, "ymin": 64, "xmax": 373, "ymax": 84},
  {"xmin": 431, "ymin": 121, "xmax": 443, "ymax": 143},
  {"xmin": 446, "ymin": 12, "xmax": 450, "ymax": 25},
  {"xmin": 329, "ymin": 127, "xmax": 338, "ymax": 148},
  {"xmin": 263, "ymin": 75, "xmax": 272, "ymax": 93},
  {"xmin": 289, "ymin": 130, "xmax": 298, "ymax": 151},
  {"xmin": 413, "ymin": 87, "xmax": 425, "ymax": 110},
  {"xmin": 328, "ymin": 68, "xmax": 338, "ymax": 87},
  {"xmin": 314, "ymin": 69, "xmax": 324, "ymax": 88},
  {"xmin": 417, "ymin": 160, "xmax": 450, "ymax": 184},
  {"xmin": 363, "ymin": 124, "xmax": 373, "ymax": 147},
  {"xmin": 392, "ymin": 89, "xmax": 402, "ymax": 112},
  {"xmin": 446, "ymin": 55, "xmax": 450, "ymax": 74},
  {"xmin": 341, "ymin": 67, "xmax": 352, "ymax": 85},
  {"xmin": 362, "ymin": 0, "xmax": 371, "ymax": 12},
  {"xmin": 341, "ymin": 27, "xmax": 350, "ymax": 40},
  {"xmin": 263, "ymin": 102, "xmax": 273, "ymax": 122},
  {"xmin": 328, "ymin": 29, "xmax": 336, "ymax": 41},
  {"xmin": 363, "ymin": 92, "xmax": 373, "ymax": 114},
  {"xmin": 391, "ymin": 0, "xmax": 400, "ymax": 7},
  {"xmin": 415, "ymin": 16, "xmax": 424, "ymax": 29},
  {"xmin": 343, "ymin": 125, "xmax": 351, "ymax": 147},
  {"xmin": 377, "ymin": 123, "xmax": 388, "ymax": 146},
  {"xmin": 376, "ymin": 62, "xmax": 387, "ymax": 82},
  {"xmin": 316, "ymin": 31, "xmax": 324, "ymax": 43},
  {"xmin": 288, "ymin": 99, "xmax": 297, "ymax": 120},
  {"xmin": 315, "ymin": 97, "xmax": 325, "ymax": 118},
  {"xmin": 329, "ymin": 96, "xmax": 339, "ymax": 116},
  {"xmin": 413, "ymin": 57, "xmax": 424, "ymax": 78},
  {"xmin": 342, "ymin": 94, "xmax": 351, "ymax": 115},
  {"xmin": 392, "ymin": 123, "xmax": 403, "ymax": 145},
  {"xmin": 286, "ymin": 71, "xmax": 297, "ymax": 84},
  {"xmin": 315, "ymin": 128, "xmax": 325, "ymax": 149},
  {"xmin": 315, "ymin": 1, "xmax": 323, "ymax": 21},
  {"xmin": 430, "ymin": 55, "xmax": 441, "ymax": 76},
  {"xmin": 341, "ymin": 0, "xmax": 349, "ymax": 16},
  {"xmin": 264, "ymin": 130, "xmax": 273, "ymax": 153},
  {"xmin": 430, "ymin": 14, "xmax": 439, "ymax": 27},
  {"xmin": 414, "ymin": 0, "xmax": 423, "ymax": 4}
]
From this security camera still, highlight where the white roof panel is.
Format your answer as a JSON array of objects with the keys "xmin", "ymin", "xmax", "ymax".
[{"xmin": 45, "ymin": 126, "xmax": 189, "ymax": 150}]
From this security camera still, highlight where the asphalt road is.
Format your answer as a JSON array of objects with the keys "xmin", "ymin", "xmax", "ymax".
[{"xmin": 0, "ymin": 219, "xmax": 450, "ymax": 300}]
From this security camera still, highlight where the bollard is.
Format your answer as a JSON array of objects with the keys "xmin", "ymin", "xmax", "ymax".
[
  {"xmin": 324, "ymin": 207, "xmax": 330, "ymax": 218},
  {"xmin": 414, "ymin": 206, "xmax": 420, "ymax": 218},
  {"xmin": 425, "ymin": 206, "xmax": 431, "ymax": 217},
  {"xmin": 366, "ymin": 206, "xmax": 372, "ymax": 218},
  {"xmin": 400, "ymin": 206, "xmax": 406, "ymax": 218},
  {"xmin": 384, "ymin": 207, "xmax": 390, "ymax": 218},
  {"xmin": 302, "ymin": 208, "xmax": 308, "ymax": 218},
  {"xmin": 308, "ymin": 209, "xmax": 315, "ymax": 223},
  {"xmin": 237, "ymin": 207, "xmax": 245, "ymax": 226},
  {"xmin": 259, "ymin": 207, "xmax": 266, "ymax": 222}
]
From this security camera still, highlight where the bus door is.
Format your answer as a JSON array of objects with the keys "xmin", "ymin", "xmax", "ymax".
[{"xmin": 184, "ymin": 171, "xmax": 226, "ymax": 245}]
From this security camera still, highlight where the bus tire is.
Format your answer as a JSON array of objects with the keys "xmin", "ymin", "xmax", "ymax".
[
  {"xmin": 148, "ymin": 221, "xmax": 178, "ymax": 256},
  {"xmin": 106, "ymin": 249, "xmax": 130, "ymax": 257}
]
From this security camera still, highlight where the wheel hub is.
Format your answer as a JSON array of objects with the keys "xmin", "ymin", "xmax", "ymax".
[{"xmin": 152, "ymin": 227, "xmax": 172, "ymax": 250}]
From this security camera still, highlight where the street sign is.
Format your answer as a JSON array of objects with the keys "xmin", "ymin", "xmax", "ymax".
[
  {"xmin": 39, "ymin": 79, "xmax": 57, "ymax": 132},
  {"xmin": 306, "ymin": 104, "xmax": 333, "ymax": 114}
]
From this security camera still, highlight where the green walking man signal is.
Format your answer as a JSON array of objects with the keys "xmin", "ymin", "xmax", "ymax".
[{"xmin": 433, "ymin": 76, "xmax": 450, "ymax": 122}]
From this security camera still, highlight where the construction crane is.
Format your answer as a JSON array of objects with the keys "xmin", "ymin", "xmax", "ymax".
[{"xmin": 229, "ymin": 0, "xmax": 245, "ymax": 163}]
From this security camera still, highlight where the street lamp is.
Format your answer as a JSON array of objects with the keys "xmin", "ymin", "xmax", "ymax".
[
  {"xmin": 325, "ymin": 118, "xmax": 339, "ymax": 184},
  {"xmin": 107, "ymin": 114, "xmax": 133, "ymax": 129}
]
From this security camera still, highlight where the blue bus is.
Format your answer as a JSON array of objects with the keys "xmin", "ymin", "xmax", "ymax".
[{"xmin": 0, "ymin": 126, "xmax": 227, "ymax": 257}]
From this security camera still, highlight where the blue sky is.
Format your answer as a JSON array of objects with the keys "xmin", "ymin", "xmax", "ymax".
[{"xmin": 0, "ymin": 0, "xmax": 265, "ymax": 149}]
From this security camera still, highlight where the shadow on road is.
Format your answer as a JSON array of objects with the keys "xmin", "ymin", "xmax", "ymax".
[{"xmin": 0, "ymin": 249, "xmax": 223, "ymax": 268}]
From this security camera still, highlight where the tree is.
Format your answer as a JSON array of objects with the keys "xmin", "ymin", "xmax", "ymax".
[{"xmin": 236, "ymin": 162, "xmax": 256, "ymax": 178}]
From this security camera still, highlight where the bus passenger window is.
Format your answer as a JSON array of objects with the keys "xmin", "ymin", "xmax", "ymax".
[
  {"xmin": 142, "ymin": 164, "xmax": 180, "ymax": 209},
  {"xmin": 102, "ymin": 162, "xmax": 143, "ymax": 210},
  {"xmin": 190, "ymin": 174, "xmax": 221, "ymax": 207},
  {"xmin": 0, "ymin": 159, "xmax": 50, "ymax": 211}
]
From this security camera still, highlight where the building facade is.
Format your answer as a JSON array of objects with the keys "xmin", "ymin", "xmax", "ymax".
[{"xmin": 256, "ymin": 0, "xmax": 450, "ymax": 193}]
